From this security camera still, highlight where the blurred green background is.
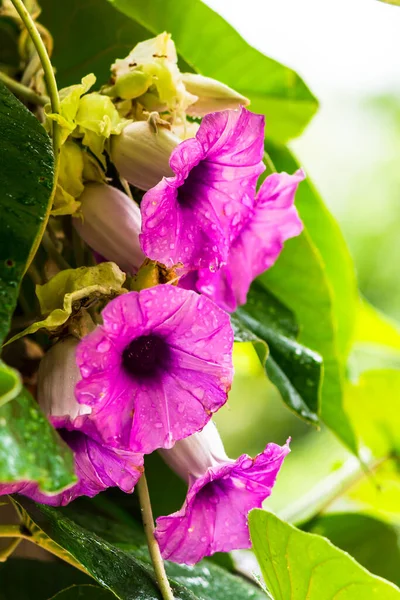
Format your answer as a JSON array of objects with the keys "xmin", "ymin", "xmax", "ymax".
[{"xmin": 209, "ymin": 0, "xmax": 400, "ymax": 518}]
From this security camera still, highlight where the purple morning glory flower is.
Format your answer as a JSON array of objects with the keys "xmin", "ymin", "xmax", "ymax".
[
  {"xmin": 139, "ymin": 107, "xmax": 265, "ymax": 271},
  {"xmin": 155, "ymin": 422, "xmax": 289, "ymax": 565},
  {"xmin": 75, "ymin": 285, "xmax": 234, "ymax": 454},
  {"xmin": 0, "ymin": 428, "xmax": 144, "ymax": 506},
  {"xmin": 0, "ymin": 337, "xmax": 144, "ymax": 506},
  {"xmin": 181, "ymin": 170, "xmax": 304, "ymax": 312}
]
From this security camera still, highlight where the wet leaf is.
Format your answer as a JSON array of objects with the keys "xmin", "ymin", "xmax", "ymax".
[
  {"xmin": 0, "ymin": 388, "xmax": 75, "ymax": 493},
  {"xmin": 0, "ymin": 81, "xmax": 54, "ymax": 346},
  {"xmin": 249, "ymin": 509, "xmax": 400, "ymax": 599}
]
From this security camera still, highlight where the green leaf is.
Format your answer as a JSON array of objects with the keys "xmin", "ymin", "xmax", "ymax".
[
  {"xmin": 249, "ymin": 509, "xmax": 400, "ymax": 599},
  {"xmin": 349, "ymin": 299, "xmax": 400, "ymax": 377},
  {"xmin": 0, "ymin": 387, "xmax": 76, "ymax": 492},
  {"xmin": 230, "ymin": 314, "xmax": 269, "ymax": 366},
  {"xmin": 235, "ymin": 283, "xmax": 322, "ymax": 424},
  {"xmin": 305, "ymin": 513, "xmax": 400, "ymax": 588},
  {"xmin": 6, "ymin": 262, "xmax": 126, "ymax": 345},
  {"xmin": 50, "ymin": 586, "xmax": 116, "ymax": 599},
  {"xmin": 345, "ymin": 369, "xmax": 400, "ymax": 457},
  {"xmin": 260, "ymin": 229, "xmax": 358, "ymax": 453},
  {"xmin": 107, "ymin": 0, "xmax": 318, "ymax": 143},
  {"xmin": 265, "ymin": 141, "xmax": 358, "ymax": 358},
  {"xmin": 0, "ymin": 559, "xmax": 93, "ymax": 600},
  {"xmin": 0, "ymin": 360, "xmax": 21, "ymax": 407},
  {"xmin": 0, "ymin": 81, "xmax": 54, "ymax": 346},
  {"xmin": 39, "ymin": 0, "xmax": 158, "ymax": 89},
  {"xmin": 18, "ymin": 499, "xmax": 268, "ymax": 600}
]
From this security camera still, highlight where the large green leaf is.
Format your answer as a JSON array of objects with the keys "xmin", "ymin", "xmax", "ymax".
[
  {"xmin": 107, "ymin": 0, "xmax": 318, "ymax": 143},
  {"xmin": 265, "ymin": 141, "xmax": 358, "ymax": 358},
  {"xmin": 235, "ymin": 283, "xmax": 322, "ymax": 424},
  {"xmin": 260, "ymin": 231, "xmax": 358, "ymax": 453},
  {"xmin": 18, "ymin": 499, "xmax": 268, "ymax": 600},
  {"xmin": 50, "ymin": 586, "xmax": 115, "ymax": 599},
  {"xmin": 0, "ymin": 387, "xmax": 76, "ymax": 492},
  {"xmin": 0, "ymin": 81, "xmax": 54, "ymax": 346},
  {"xmin": 305, "ymin": 513, "xmax": 400, "ymax": 588},
  {"xmin": 249, "ymin": 509, "xmax": 400, "ymax": 599},
  {"xmin": 0, "ymin": 559, "xmax": 92, "ymax": 600}
]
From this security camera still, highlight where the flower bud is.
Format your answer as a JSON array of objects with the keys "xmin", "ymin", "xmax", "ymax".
[
  {"xmin": 73, "ymin": 183, "xmax": 145, "ymax": 274},
  {"xmin": 110, "ymin": 121, "xmax": 180, "ymax": 191},
  {"xmin": 159, "ymin": 421, "xmax": 229, "ymax": 483},
  {"xmin": 37, "ymin": 337, "xmax": 91, "ymax": 426},
  {"xmin": 182, "ymin": 73, "xmax": 250, "ymax": 117}
]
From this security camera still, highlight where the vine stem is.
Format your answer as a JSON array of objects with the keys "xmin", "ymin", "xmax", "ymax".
[
  {"xmin": 0, "ymin": 71, "xmax": 49, "ymax": 106},
  {"xmin": 137, "ymin": 473, "xmax": 175, "ymax": 600},
  {"xmin": 10, "ymin": 0, "xmax": 62, "ymax": 272}
]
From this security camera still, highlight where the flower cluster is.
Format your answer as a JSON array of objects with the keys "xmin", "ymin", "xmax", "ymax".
[{"xmin": 0, "ymin": 33, "xmax": 304, "ymax": 565}]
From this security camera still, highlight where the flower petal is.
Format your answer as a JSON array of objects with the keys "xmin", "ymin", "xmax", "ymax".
[
  {"xmin": 197, "ymin": 170, "xmax": 304, "ymax": 311},
  {"xmin": 76, "ymin": 286, "xmax": 234, "ymax": 453},
  {"xmin": 140, "ymin": 108, "xmax": 265, "ymax": 270},
  {"xmin": 0, "ymin": 431, "xmax": 143, "ymax": 506},
  {"xmin": 155, "ymin": 441, "xmax": 289, "ymax": 565}
]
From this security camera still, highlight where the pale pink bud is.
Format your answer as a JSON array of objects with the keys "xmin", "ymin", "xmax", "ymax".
[
  {"xmin": 159, "ymin": 421, "xmax": 230, "ymax": 483},
  {"xmin": 37, "ymin": 336, "xmax": 91, "ymax": 426},
  {"xmin": 110, "ymin": 121, "xmax": 180, "ymax": 191},
  {"xmin": 73, "ymin": 183, "xmax": 145, "ymax": 274},
  {"xmin": 182, "ymin": 73, "xmax": 250, "ymax": 117}
]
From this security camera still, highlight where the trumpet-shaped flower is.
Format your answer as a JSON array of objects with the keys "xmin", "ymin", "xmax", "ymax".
[
  {"xmin": 181, "ymin": 170, "xmax": 304, "ymax": 312},
  {"xmin": 155, "ymin": 422, "xmax": 289, "ymax": 564},
  {"xmin": 0, "ymin": 337, "xmax": 143, "ymax": 506},
  {"xmin": 140, "ymin": 107, "xmax": 265, "ymax": 271},
  {"xmin": 75, "ymin": 285, "xmax": 234, "ymax": 454}
]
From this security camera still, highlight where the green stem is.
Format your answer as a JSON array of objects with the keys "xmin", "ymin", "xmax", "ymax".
[
  {"xmin": 10, "ymin": 0, "xmax": 61, "ymax": 272},
  {"xmin": 0, "ymin": 525, "xmax": 23, "ymax": 538},
  {"xmin": 0, "ymin": 523, "xmax": 87, "ymax": 573},
  {"xmin": 0, "ymin": 71, "xmax": 49, "ymax": 106},
  {"xmin": 263, "ymin": 151, "xmax": 276, "ymax": 175},
  {"xmin": 42, "ymin": 231, "xmax": 71, "ymax": 270},
  {"xmin": 27, "ymin": 262, "xmax": 42, "ymax": 285},
  {"xmin": 0, "ymin": 537, "xmax": 21, "ymax": 562},
  {"xmin": 137, "ymin": 474, "xmax": 175, "ymax": 600}
]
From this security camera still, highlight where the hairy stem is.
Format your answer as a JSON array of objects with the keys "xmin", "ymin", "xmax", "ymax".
[
  {"xmin": 0, "ymin": 71, "xmax": 49, "ymax": 106},
  {"xmin": 10, "ymin": 0, "xmax": 61, "ymax": 272},
  {"xmin": 137, "ymin": 473, "xmax": 175, "ymax": 600}
]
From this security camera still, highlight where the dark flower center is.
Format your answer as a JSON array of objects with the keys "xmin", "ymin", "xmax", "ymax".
[
  {"xmin": 122, "ymin": 334, "xmax": 169, "ymax": 378},
  {"xmin": 177, "ymin": 161, "xmax": 206, "ymax": 207}
]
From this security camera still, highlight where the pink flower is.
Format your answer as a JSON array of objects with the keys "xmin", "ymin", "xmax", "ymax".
[
  {"xmin": 181, "ymin": 170, "xmax": 304, "ymax": 312},
  {"xmin": 155, "ymin": 422, "xmax": 290, "ymax": 565},
  {"xmin": 140, "ymin": 107, "xmax": 265, "ymax": 271},
  {"xmin": 0, "ymin": 337, "xmax": 143, "ymax": 506},
  {"xmin": 0, "ymin": 430, "xmax": 143, "ymax": 506},
  {"xmin": 75, "ymin": 285, "xmax": 234, "ymax": 454}
]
